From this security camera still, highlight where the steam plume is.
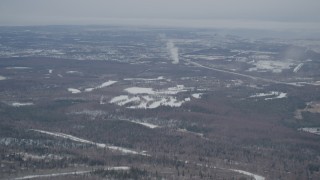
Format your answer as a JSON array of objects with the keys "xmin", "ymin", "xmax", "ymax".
[{"xmin": 167, "ymin": 40, "xmax": 179, "ymax": 64}]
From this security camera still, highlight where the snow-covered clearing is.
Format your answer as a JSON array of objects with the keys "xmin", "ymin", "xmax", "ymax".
[
  {"xmin": 230, "ymin": 169, "xmax": 265, "ymax": 180},
  {"xmin": 249, "ymin": 91, "xmax": 287, "ymax": 100},
  {"xmin": 71, "ymin": 110, "xmax": 107, "ymax": 117},
  {"xmin": 125, "ymin": 85, "xmax": 188, "ymax": 95},
  {"xmin": 124, "ymin": 76, "xmax": 165, "ymax": 81},
  {"xmin": 85, "ymin": 80, "xmax": 117, "ymax": 92},
  {"xmin": 166, "ymin": 85, "xmax": 189, "ymax": 94},
  {"xmin": 111, "ymin": 94, "xmax": 186, "ymax": 109},
  {"xmin": 134, "ymin": 121, "xmax": 159, "ymax": 129},
  {"xmin": 98, "ymin": 80, "xmax": 117, "ymax": 88},
  {"xmin": 177, "ymin": 128, "xmax": 204, "ymax": 137},
  {"xmin": 6, "ymin": 67, "xmax": 31, "ymax": 70},
  {"xmin": 264, "ymin": 92, "xmax": 287, "ymax": 100},
  {"xmin": 67, "ymin": 88, "xmax": 81, "ymax": 94},
  {"xmin": 118, "ymin": 118, "xmax": 159, "ymax": 129},
  {"xmin": 125, "ymin": 87, "xmax": 155, "ymax": 95},
  {"xmin": 192, "ymin": 93, "xmax": 203, "ymax": 99},
  {"xmin": 18, "ymin": 152, "xmax": 63, "ymax": 161},
  {"xmin": 288, "ymin": 81, "xmax": 320, "ymax": 86},
  {"xmin": 11, "ymin": 102, "xmax": 34, "ymax": 107},
  {"xmin": 298, "ymin": 127, "xmax": 320, "ymax": 136},
  {"xmin": 13, "ymin": 166, "xmax": 130, "ymax": 180},
  {"xmin": 295, "ymin": 101, "xmax": 320, "ymax": 119},
  {"xmin": 184, "ymin": 55, "xmax": 226, "ymax": 61},
  {"xmin": 293, "ymin": 63, "xmax": 304, "ymax": 73},
  {"xmin": 105, "ymin": 166, "xmax": 130, "ymax": 170},
  {"xmin": 110, "ymin": 95, "xmax": 141, "ymax": 106},
  {"xmin": 0, "ymin": 75, "xmax": 7, "ymax": 80},
  {"xmin": 248, "ymin": 60, "xmax": 294, "ymax": 73},
  {"xmin": 307, "ymin": 81, "xmax": 320, "ymax": 86},
  {"xmin": 70, "ymin": 110, "xmax": 107, "ymax": 120},
  {"xmin": 66, "ymin": 70, "xmax": 81, "ymax": 74},
  {"xmin": 110, "ymin": 85, "xmax": 195, "ymax": 109},
  {"xmin": 30, "ymin": 129, "xmax": 149, "ymax": 156},
  {"xmin": 12, "ymin": 102, "xmax": 34, "ymax": 107},
  {"xmin": 194, "ymin": 162, "xmax": 265, "ymax": 180},
  {"xmin": 13, "ymin": 171, "xmax": 91, "ymax": 180}
]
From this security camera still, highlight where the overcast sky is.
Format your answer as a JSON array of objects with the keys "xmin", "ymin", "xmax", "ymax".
[{"xmin": 0, "ymin": 0, "xmax": 319, "ymax": 29}]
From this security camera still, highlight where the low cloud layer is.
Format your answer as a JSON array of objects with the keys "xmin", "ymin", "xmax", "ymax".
[{"xmin": 0, "ymin": 0, "xmax": 320, "ymax": 26}]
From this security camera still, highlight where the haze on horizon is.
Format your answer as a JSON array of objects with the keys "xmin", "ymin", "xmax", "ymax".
[{"xmin": 0, "ymin": 0, "xmax": 320, "ymax": 30}]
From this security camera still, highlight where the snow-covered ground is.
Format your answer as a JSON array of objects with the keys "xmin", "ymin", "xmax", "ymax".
[
  {"xmin": 106, "ymin": 166, "xmax": 130, "ymax": 170},
  {"xmin": 165, "ymin": 85, "xmax": 189, "ymax": 94},
  {"xmin": 85, "ymin": 80, "xmax": 117, "ymax": 92},
  {"xmin": 247, "ymin": 60, "xmax": 295, "ymax": 73},
  {"xmin": 306, "ymin": 81, "xmax": 320, "ymax": 86},
  {"xmin": 110, "ymin": 85, "xmax": 195, "ymax": 109},
  {"xmin": 288, "ymin": 81, "xmax": 320, "ymax": 86},
  {"xmin": 14, "ymin": 171, "xmax": 91, "ymax": 180},
  {"xmin": 298, "ymin": 128, "xmax": 320, "ymax": 136},
  {"xmin": 68, "ymin": 80, "xmax": 117, "ymax": 94},
  {"xmin": 295, "ymin": 102, "xmax": 320, "ymax": 120},
  {"xmin": 0, "ymin": 75, "xmax": 6, "ymax": 80},
  {"xmin": 18, "ymin": 152, "xmax": 63, "ymax": 161},
  {"xmin": 134, "ymin": 121, "xmax": 159, "ymax": 129},
  {"xmin": 124, "ymin": 76, "xmax": 165, "ymax": 81},
  {"xmin": 230, "ymin": 169, "xmax": 265, "ymax": 180},
  {"xmin": 195, "ymin": 162, "xmax": 265, "ymax": 180},
  {"xmin": 71, "ymin": 110, "xmax": 107, "ymax": 118},
  {"xmin": 6, "ymin": 66, "xmax": 31, "ymax": 70},
  {"xmin": 118, "ymin": 118, "xmax": 159, "ymax": 129},
  {"xmin": 125, "ymin": 87, "xmax": 155, "ymax": 95},
  {"xmin": 111, "ymin": 94, "xmax": 186, "ymax": 109},
  {"xmin": 13, "ymin": 166, "xmax": 130, "ymax": 180},
  {"xmin": 67, "ymin": 88, "xmax": 81, "ymax": 94},
  {"xmin": 66, "ymin": 70, "xmax": 81, "ymax": 74},
  {"xmin": 98, "ymin": 80, "xmax": 117, "ymax": 88},
  {"xmin": 30, "ymin": 129, "xmax": 149, "ymax": 156},
  {"xmin": 184, "ymin": 55, "xmax": 226, "ymax": 61},
  {"xmin": 177, "ymin": 128, "xmax": 204, "ymax": 137},
  {"xmin": 249, "ymin": 91, "xmax": 287, "ymax": 100},
  {"xmin": 110, "ymin": 95, "xmax": 141, "ymax": 106},
  {"xmin": 293, "ymin": 63, "xmax": 304, "ymax": 73},
  {"xmin": 11, "ymin": 102, "xmax": 34, "ymax": 107}
]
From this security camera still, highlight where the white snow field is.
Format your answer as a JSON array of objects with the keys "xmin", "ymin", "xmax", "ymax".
[
  {"xmin": 110, "ymin": 85, "xmax": 199, "ymax": 109},
  {"xmin": 118, "ymin": 118, "xmax": 159, "ymax": 129},
  {"xmin": 6, "ymin": 66, "xmax": 31, "ymax": 70},
  {"xmin": 11, "ymin": 102, "xmax": 34, "ymax": 107},
  {"xmin": 0, "ymin": 75, "xmax": 6, "ymax": 80},
  {"xmin": 14, "ymin": 166, "xmax": 130, "ymax": 180},
  {"xmin": 249, "ymin": 91, "xmax": 287, "ymax": 100},
  {"xmin": 124, "ymin": 76, "xmax": 164, "ymax": 81},
  {"xmin": 67, "ymin": 88, "xmax": 81, "ymax": 94},
  {"xmin": 247, "ymin": 60, "xmax": 294, "ymax": 73},
  {"xmin": 298, "ymin": 127, "xmax": 320, "ymax": 136},
  {"xmin": 230, "ymin": 169, "xmax": 265, "ymax": 180},
  {"xmin": 192, "ymin": 93, "xmax": 203, "ymax": 99},
  {"xmin": 293, "ymin": 63, "xmax": 304, "ymax": 73},
  {"xmin": 85, "ymin": 80, "xmax": 117, "ymax": 92}
]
